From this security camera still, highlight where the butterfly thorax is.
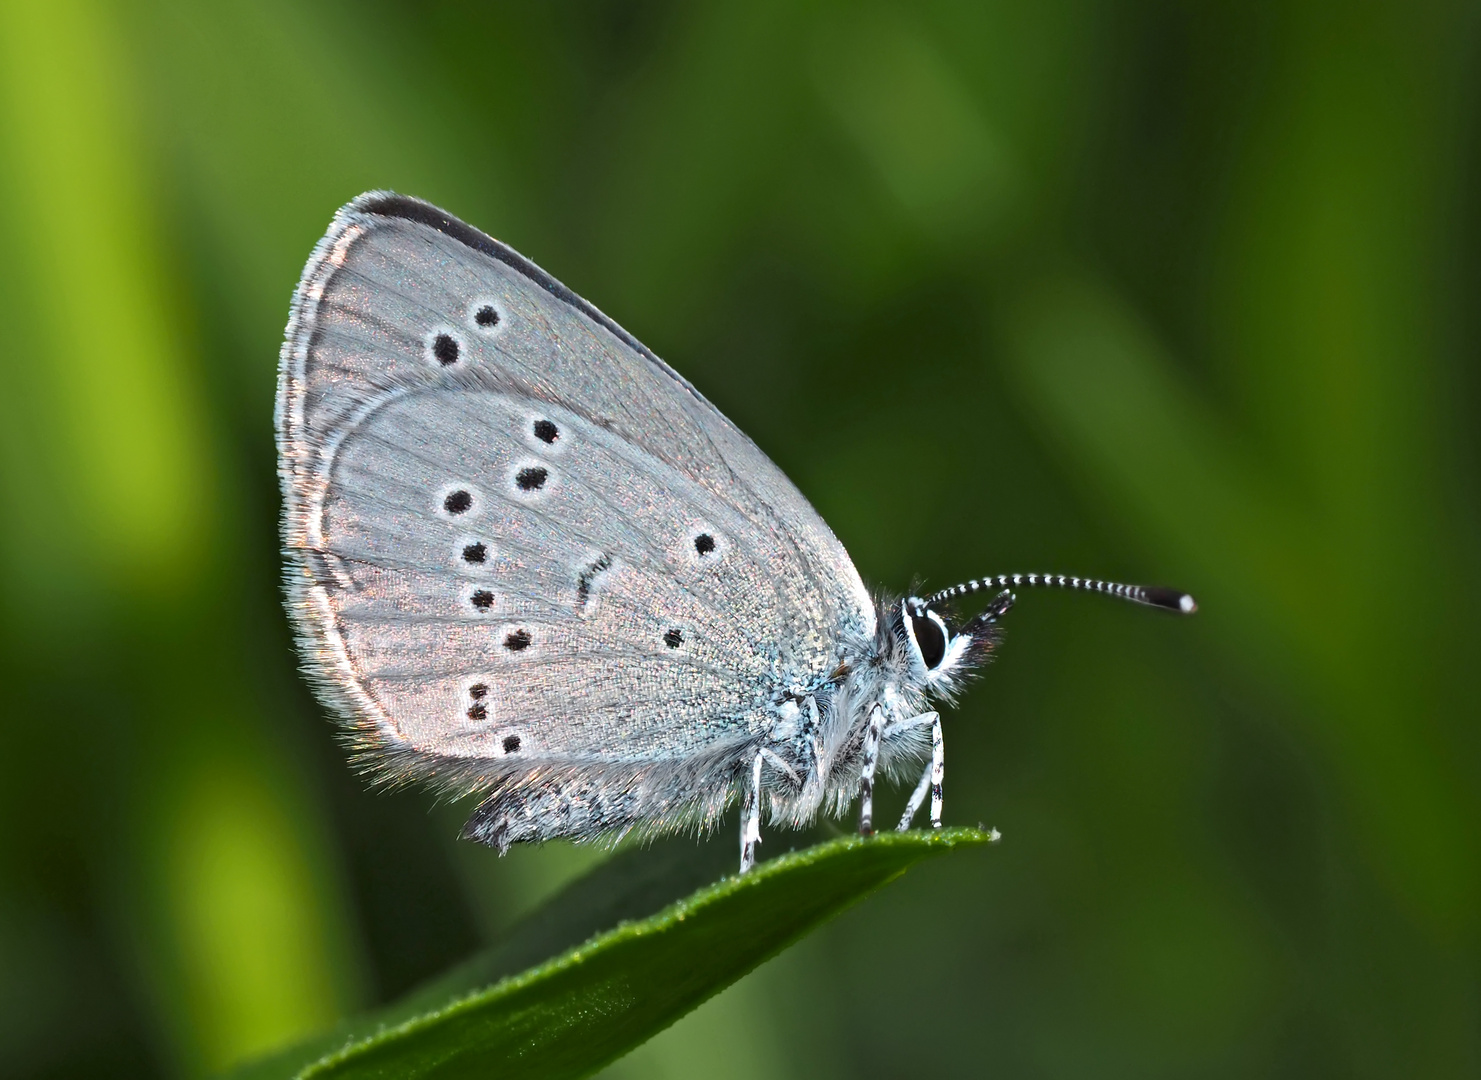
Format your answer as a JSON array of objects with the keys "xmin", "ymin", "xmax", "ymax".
[{"xmin": 758, "ymin": 591, "xmax": 987, "ymax": 828}]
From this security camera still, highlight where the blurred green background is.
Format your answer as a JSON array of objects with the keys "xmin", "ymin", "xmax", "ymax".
[{"xmin": 2, "ymin": 1, "xmax": 1478, "ymax": 1076}]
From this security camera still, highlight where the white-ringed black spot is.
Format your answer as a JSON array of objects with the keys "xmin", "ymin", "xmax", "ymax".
[
  {"xmin": 474, "ymin": 305, "xmax": 500, "ymax": 329},
  {"xmin": 504, "ymin": 628, "xmax": 531, "ymax": 651},
  {"xmin": 533, "ymin": 419, "xmax": 558, "ymax": 444},
  {"xmin": 467, "ymin": 702, "xmax": 488, "ymax": 721},
  {"xmin": 502, "ymin": 734, "xmax": 521, "ymax": 753},
  {"xmin": 470, "ymin": 589, "xmax": 495, "ymax": 612},
  {"xmin": 462, "ymin": 541, "xmax": 488, "ymax": 564},
  {"xmin": 663, "ymin": 628, "xmax": 683, "ymax": 648},
  {"xmin": 469, "ymin": 683, "xmax": 489, "ymax": 699},
  {"xmin": 516, "ymin": 466, "xmax": 548, "ymax": 492},
  {"xmin": 431, "ymin": 333, "xmax": 460, "ymax": 366},
  {"xmin": 444, "ymin": 489, "xmax": 473, "ymax": 514},
  {"xmin": 694, "ymin": 533, "xmax": 716, "ymax": 556}
]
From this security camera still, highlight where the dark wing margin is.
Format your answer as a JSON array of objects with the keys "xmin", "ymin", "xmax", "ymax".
[{"xmin": 353, "ymin": 191, "xmax": 712, "ymax": 405}]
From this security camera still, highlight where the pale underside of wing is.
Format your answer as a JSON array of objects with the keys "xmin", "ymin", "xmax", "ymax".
[{"xmin": 276, "ymin": 193, "xmax": 874, "ymax": 794}]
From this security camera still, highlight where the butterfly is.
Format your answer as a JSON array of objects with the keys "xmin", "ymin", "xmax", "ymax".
[{"xmin": 276, "ymin": 193, "xmax": 1195, "ymax": 873}]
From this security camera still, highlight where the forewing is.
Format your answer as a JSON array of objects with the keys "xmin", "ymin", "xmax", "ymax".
[{"xmin": 276, "ymin": 192, "xmax": 872, "ymax": 788}]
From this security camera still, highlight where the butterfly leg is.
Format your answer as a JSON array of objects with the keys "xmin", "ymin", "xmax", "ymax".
[
  {"xmin": 759, "ymin": 747, "xmax": 801, "ymax": 786},
  {"xmin": 930, "ymin": 711, "xmax": 944, "ymax": 827},
  {"xmin": 858, "ymin": 704, "xmax": 885, "ymax": 835},
  {"xmin": 899, "ymin": 767, "xmax": 931, "ymax": 831},
  {"xmin": 895, "ymin": 712, "xmax": 944, "ymax": 830},
  {"xmin": 740, "ymin": 749, "xmax": 764, "ymax": 874}
]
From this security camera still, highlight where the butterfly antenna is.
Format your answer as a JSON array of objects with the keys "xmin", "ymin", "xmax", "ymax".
[{"xmin": 926, "ymin": 574, "xmax": 1197, "ymax": 614}]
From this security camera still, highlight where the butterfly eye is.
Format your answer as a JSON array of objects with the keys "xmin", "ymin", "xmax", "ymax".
[{"xmin": 908, "ymin": 609, "xmax": 948, "ymax": 670}]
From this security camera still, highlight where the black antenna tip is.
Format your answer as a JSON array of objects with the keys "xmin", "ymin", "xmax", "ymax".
[{"xmin": 1142, "ymin": 586, "xmax": 1197, "ymax": 614}]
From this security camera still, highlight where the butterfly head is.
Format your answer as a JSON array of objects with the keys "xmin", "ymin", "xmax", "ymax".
[{"xmin": 897, "ymin": 591, "xmax": 1014, "ymax": 697}]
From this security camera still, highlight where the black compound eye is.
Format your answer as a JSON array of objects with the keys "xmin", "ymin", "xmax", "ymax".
[{"xmin": 910, "ymin": 611, "xmax": 947, "ymax": 669}]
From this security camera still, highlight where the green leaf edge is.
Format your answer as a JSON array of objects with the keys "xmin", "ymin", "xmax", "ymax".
[{"xmin": 298, "ymin": 826, "xmax": 992, "ymax": 1078}]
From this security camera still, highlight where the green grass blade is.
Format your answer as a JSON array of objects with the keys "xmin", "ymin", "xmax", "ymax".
[{"xmin": 235, "ymin": 827, "xmax": 994, "ymax": 1080}]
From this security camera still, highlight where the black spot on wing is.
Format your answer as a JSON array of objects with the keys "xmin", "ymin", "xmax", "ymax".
[
  {"xmin": 516, "ymin": 467, "xmax": 548, "ymax": 492},
  {"xmin": 431, "ymin": 333, "xmax": 460, "ymax": 365},
  {"xmin": 356, "ymin": 193, "xmax": 670, "ymax": 368}
]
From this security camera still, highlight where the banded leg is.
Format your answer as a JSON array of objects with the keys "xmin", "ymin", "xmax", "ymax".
[
  {"xmin": 858, "ymin": 704, "xmax": 885, "ymax": 835},
  {"xmin": 894, "ymin": 711, "xmax": 941, "ymax": 829},
  {"xmin": 739, "ymin": 749, "xmax": 764, "ymax": 873},
  {"xmin": 929, "ymin": 712, "xmax": 944, "ymax": 827},
  {"xmin": 899, "ymin": 767, "xmax": 931, "ymax": 831}
]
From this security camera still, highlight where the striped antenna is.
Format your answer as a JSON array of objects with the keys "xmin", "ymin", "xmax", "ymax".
[{"xmin": 925, "ymin": 574, "xmax": 1196, "ymax": 614}]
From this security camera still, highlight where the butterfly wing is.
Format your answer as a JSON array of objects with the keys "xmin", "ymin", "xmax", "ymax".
[{"xmin": 276, "ymin": 193, "xmax": 874, "ymax": 822}]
